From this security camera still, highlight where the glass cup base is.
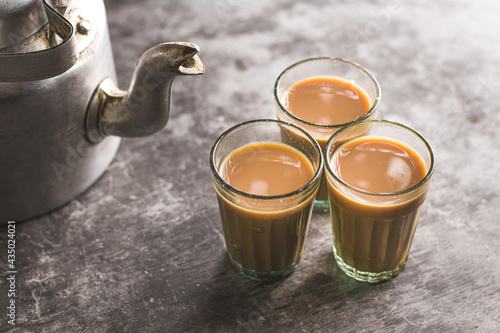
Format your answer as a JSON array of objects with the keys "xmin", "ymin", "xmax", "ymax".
[
  {"xmin": 313, "ymin": 199, "xmax": 330, "ymax": 213},
  {"xmin": 228, "ymin": 253, "xmax": 298, "ymax": 282},
  {"xmin": 333, "ymin": 246, "xmax": 406, "ymax": 283}
]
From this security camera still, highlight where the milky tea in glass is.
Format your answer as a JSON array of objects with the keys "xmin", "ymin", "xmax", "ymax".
[
  {"xmin": 210, "ymin": 120, "xmax": 323, "ymax": 281},
  {"xmin": 324, "ymin": 120, "xmax": 435, "ymax": 283},
  {"xmin": 275, "ymin": 58, "xmax": 381, "ymax": 212}
]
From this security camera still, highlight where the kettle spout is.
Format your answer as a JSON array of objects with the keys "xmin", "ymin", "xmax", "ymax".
[{"xmin": 86, "ymin": 42, "xmax": 204, "ymax": 143}]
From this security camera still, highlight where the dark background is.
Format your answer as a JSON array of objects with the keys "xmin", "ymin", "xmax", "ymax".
[{"xmin": 1, "ymin": 0, "xmax": 500, "ymax": 331}]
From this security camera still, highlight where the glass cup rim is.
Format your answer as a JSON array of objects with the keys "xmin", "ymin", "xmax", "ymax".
[
  {"xmin": 324, "ymin": 119, "xmax": 436, "ymax": 197},
  {"xmin": 210, "ymin": 118, "xmax": 324, "ymax": 200},
  {"xmin": 274, "ymin": 57, "xmax": 382, "ymax": 129}
]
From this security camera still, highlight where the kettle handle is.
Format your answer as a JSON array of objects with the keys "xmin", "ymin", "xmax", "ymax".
[{"xmin": 0, "ymin": 1, "xmax": 78, "ymax": 82}]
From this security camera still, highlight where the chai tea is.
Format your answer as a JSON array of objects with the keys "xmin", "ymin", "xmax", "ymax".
[
  {"xmin": 331, "ymin": 137, "xmax": 426, "ymax": 194},
  {"xmin": 216, "ymin": 142, "xmax": 316, "ymax": 274},
  {"xmin": 219, "ymin": 142, "xmax": 314, "ymax": 196},
  {"xmin": 212, "ymin": 120, "xmax": 322, "ymax": 281},
  {"xmin": 325, "ymin": 126, "xmax": 434, "ymax": 283},
  {"xmin": 285, "ymin": 77, "xmax": 371, "ymax": 127}
]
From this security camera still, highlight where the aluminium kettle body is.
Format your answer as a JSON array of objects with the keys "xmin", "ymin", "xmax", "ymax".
[{"xmin": 0, "ymin": 0, "xmax": 204, "ymax": 222}]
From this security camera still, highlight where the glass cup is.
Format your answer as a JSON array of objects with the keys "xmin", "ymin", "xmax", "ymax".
[
  {"xmin": 274, "ymin": 57, "xmax": 381, "ymax": 212},
  {"xmin": 210, "ymin": 119, "xmax": 323, "ymax": 281},
  {"xmin": 324, "ymin": 120, "xmax": 435, "ymax": 283}
]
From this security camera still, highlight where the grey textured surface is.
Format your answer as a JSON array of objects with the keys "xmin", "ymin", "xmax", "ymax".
[{"xmin": 1, "ymin": 0, "xmax": 500, "ymax": 332}]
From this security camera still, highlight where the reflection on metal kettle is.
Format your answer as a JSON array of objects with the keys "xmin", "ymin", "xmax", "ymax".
[{"xmin": 0, "ymin": 0, "xmax": 205, "ymax": 222}]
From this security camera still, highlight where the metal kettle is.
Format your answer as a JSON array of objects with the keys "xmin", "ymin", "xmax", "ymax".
[{"xmin": 0, "ymin": 0, "xmax": 204, "ymax": 222}]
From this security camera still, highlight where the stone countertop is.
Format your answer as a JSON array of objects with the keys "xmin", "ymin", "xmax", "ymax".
[{"xmin": 2, "ymin": 0, "xmax": 500, "ymax": 332}]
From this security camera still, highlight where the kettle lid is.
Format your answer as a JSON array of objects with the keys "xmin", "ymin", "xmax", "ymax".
[
  {"xmin": 0, "ymin": 0, "xmax": 48, "ymax": 50},
  {"xmin": 0, "ymin": 0, "xmax": 78, "ymax": 82}
]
